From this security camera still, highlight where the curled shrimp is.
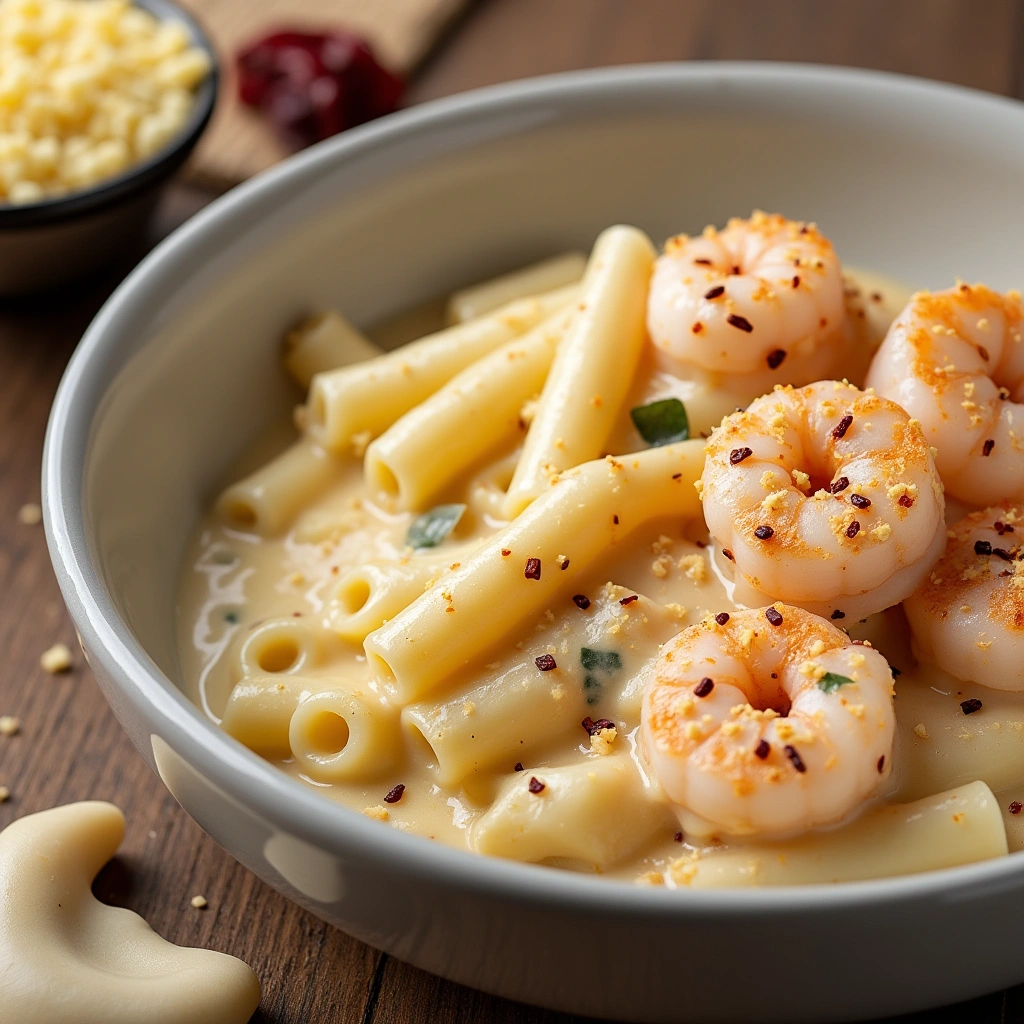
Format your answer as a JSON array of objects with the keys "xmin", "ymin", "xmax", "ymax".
[
  {"xmin": 641, "ymin": 604, "xmax": 895, "ymax": 838},
  {"xmin": 905, "ymin": 504, "xmax": 1024, "ymax": 691},
  {"xmin": 646, "ymin": 212, "xmax": 847, "ymax": 393},
  {"xmin": 700, "ymin": 380, "xmax": 945, "ymax": 620},
  {"xmin": 865, "ymin": 283, "xmax": 1024, "ymax": 505}
]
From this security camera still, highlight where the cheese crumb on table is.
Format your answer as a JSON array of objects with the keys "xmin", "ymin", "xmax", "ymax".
[
  {"xmin": 0, "ymin": 717, "xmax": 20, "ymax": 737},
  {"xmin": 190, "ymin": 895, "xmax": 207, "ymax": 910},
  {"xmin": 0, "ymin": 786, "xmax": 9, "ymax": 803},
  {"xmin": 40, "ymin": 642, "xmax": 73, "ymax": 674},
  {"xmin": 17, "ymin": 503, "xmax": 41, "ymax": 525}
]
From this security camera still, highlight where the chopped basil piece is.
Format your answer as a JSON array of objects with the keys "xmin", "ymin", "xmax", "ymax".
[
  {"xmin": 223, "ymin": 610, "xmax": 240, "ymax": 624},
  {"xmin": 630, "ymin": 398, "xmax": 689, "ymax": 447},
  {"xmin": 406, "ymin": 503, "xmax": 466, "ymax": 549},
  {"xmin": 581, "ymin": 648, "xmax": 622, "ymax": 673},
  {"xmin": 818, "ymin": 671, "xmax": 855, "ymax": 693}
]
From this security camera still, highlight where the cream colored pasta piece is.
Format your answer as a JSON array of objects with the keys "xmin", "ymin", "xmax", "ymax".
[
  {"xmin": 679, "ymin": 781, "xmax": 1006, "ymax": 887},
  {"xmin": 445, "ymin": 252, "xmax": 587, "ymax": 323},
  {"xmin": 364, "ymin": 308, "xmax": 572, "ymax": 509},
  {"xmin": 365, "ymin": 440, "xmax": 705, "ymax": 704},
  {"xmin": 0, "ymin": 801, "xmax": 260, "ymax": 1023},
  {"xmin": 216, "ymin": 440, "xmax": 339, "ymax": 536},
  {"xmin": 473, "ymin": 755, "xmax": 672, "ymax": 869},
  {"xmin": 220, "ymin": 674, "xmax": 317, "ymax": 759},
  {"xmin": 288, "ymin": 689, "xmax": 400, "ymax": 782},
  {"xmin": 236, "ymin": 616, "xmax": 327, "ymax": 679},
  {"xmin": 283, "ymin": 311, "xmax": 381, "ymax": 389},
  {"xmin": 465, "ymin": 447, "xmax": 521, "ymax": 521},
  {"xmin": 504, "ymin": 226, "xmax": 656, "ymax": 518},
  {"xmin": 305, "ymin": 287, "xmax": 577, "ymax": 453}
]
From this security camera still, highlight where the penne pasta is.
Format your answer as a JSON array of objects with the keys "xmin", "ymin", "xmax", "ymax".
[
  {"xmin": 445, "ymin": 252, "xmax": 587, "ymax": 324},
  {"xmin": 283, "ymin": 310, "xmax": 382, "ymax": 390},
  {"xmin": 236, "ymin": 617, "xmax": 327, "ymax": 679},
  {"xmin": 364, "ymin": 440, "xmax": 705, "ymax": 704},
  {"xmin": 305, "ymin": 286, "xmax": 577, "ymax": 454},
  {"xmin": 364, "ymin": 308, "xmax": 572, "ymax": 509},
  {"xmin": 504, "ymin": 226, "xmax": 656, "ymax": 518},
  {"xmin": 220, "ymin": 674, "xmax": 318, "ymax": 759}
]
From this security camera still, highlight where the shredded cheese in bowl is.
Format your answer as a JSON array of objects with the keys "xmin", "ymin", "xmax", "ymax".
[{"xmin": 0, "ymin": 0, "xmax": 211, "ymax": 205}]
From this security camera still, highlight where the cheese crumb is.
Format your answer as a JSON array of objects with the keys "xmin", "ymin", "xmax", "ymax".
[
  {"xmin": 651, "ymin": 553, "xmax": 673, "ymax": 578},
  {"xmin": 363, "ymin": 805, "xmax": 390, "ymax": 821},
  {"xmin": 809, "ymin": 639, "xmax": 826, "ymax": 656},
  {"xmin": 18, "ymin": 503, "xmax": 42, "ymax": 525},
  {"xmin": 792, "ymin": 469, "xmax": 811, "ymax": 490},
  {"xmin": 870, "ymin": 522, "xmax": 892, "ymax": 542},
  {"xmin": 190, "ymin": 895, "xmax": 208, "ymax": 910},
  {"xmin": 637, "ymin": 870, "xmax": 665, "ymax": 886},
  {"xmin": 590, "ymin": 727, "xmax": 617, "ymax": 755},
  {"xmin": 462, "ymin": 701, "xmax": 476, "ymax": 717},
  {"xmin": 761, "ymin": 490, "xmax": 788, "ymax": 512},
  {"xmin": 679, "ymin": 554, "xmax": 707, "ymax": 582},
  {"xmin": 665, "ymin": 603, "xmax": 687, "ymax": 619},
  {"xmin": 0, "ymin": 716, "xmax": 20, "ymax": 737},
  {"xmin": 913, "ymin": 723, "xmax": 929, "ymax": 740},
  {"xmin": 40, "ymin": 643, "xmax": 73, "ymax": 674}
]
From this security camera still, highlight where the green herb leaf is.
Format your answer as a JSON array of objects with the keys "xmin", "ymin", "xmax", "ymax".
[
  {"xmin": 581, "ymin": 648, "xmax": 622, "ymax": 673},
  {"xmin": 630, "ymin": 398, "xmax": 689, "ymax": 447},
  {"xmin": 818, "ymin": 671, "xmax": 855, "ymax": 694},
  {"xmin": 583, "ymin": 674, "xmax": 602, "ymax": 706},
  {"xmin": 406, "ymin": 503, "xmax": 466, "ymax": 549}
]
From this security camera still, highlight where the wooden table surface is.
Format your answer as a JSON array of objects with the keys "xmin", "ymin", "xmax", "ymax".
[{"xmin": 2, "ymin": 2, "xmax": 1023, "ymax": 1021}]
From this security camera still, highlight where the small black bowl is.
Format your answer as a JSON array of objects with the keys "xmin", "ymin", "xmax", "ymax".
[{"xmin": 0, "ymin": 0, "xmax": 219, "ymax": 295}]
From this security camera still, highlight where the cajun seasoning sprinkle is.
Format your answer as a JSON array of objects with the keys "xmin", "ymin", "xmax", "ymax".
[
  {"xmin": 994, "ymin": 547, "xmax": 1014, "ymax": 562},
  {"xmin": 830, "ymin": 476, "xmax": 850, "ymax": 494},
  {"xmin": 384, "ymin": 784, "xmax": 405, "ymax": 804},
  {"xmin": 960, "ymin": 698, "xmax": 983, "ymax": 715},
  {"xmin": 766, "ymin": 349, "xmax": 786, "ymax": 369},
  {"xmin": 1011, "ymin": 801, "xmax": 1023, "ymax": 815},
  {"xmin": 672, "ymin": 472, "xmax": 683, "ymax": 479},
  {"xmin": 514, "ymin": 762, "xmax": 524, "ymax": 772},
  {"xmin": 765, "ymin": 606, "xmax": 783, "ymax": 626},
  {"xmin": 832, "ymin": 414, "xmax": 853, "ymax": 440},
  {"xmin": 692, "ymin": 321, "xmax": 705, "ymax": 334},
  {"xmin": 784, "ymin": 745, "xmax": 807, "ymax": 772},
  {"xmin": 694, "ymin": 257, "xmax": 712, "ymax": 265},
  {"xmin": 528, "ymin": 777, "xmax": 546, "ymax": 794},
  {"xmin": 975, "ymin": 540, "xmax": 992, "ymax": 556},
  {"xmin": 722, "ymin": 548, "xmax": 734, "ymax": 561},
  {"xmin": 501, "ymin": 548, "xmax": 512, "ymax": 557},
  {"xmin": 613, "ymin": 515, "xmax": 620, "ymax": 525},
  {"xmin": 524, "ymin": 557, "xmax": 541, "ymax": 580},
  {"xmin": 846, "ymin": 521, "xmax": 861, "ymax": 539},
  {"xmin": 754, "ymin": 739, "xmax": 770, "ymax": 760},
  {"xmin": 560, "ymin": 558, "xmax": 570, "ymax": 571},
  {"xmin": 995, "ymin": 521, "xmax": 1014, "ymax": 535},
  {"xmin": 535, "ymin": 654, "xmax": 557, "ymax": 672},
  {"xmin": 978, "ymin": 345, "xmax": 990, "ymax": 362},
  {"xmin": 582, "ymin": 716, "xmax": 615, "ymax": 736},
  {"xmin": 694, "ymin": 677, "xmax": 715, "ymax": 697},
  {"xmin": 715, "ymin": 612, "xmax": 730, "ymax": 625},
  {"xmin": 620, "ymin": 594, "xmax": 639, "ymax": 606},
  {"xmin": 754, "ymin": 525, "xmax": 774, "ymax": 539},
  {"xmin": 704, "ymin": 284, "xmax": 725, "ymax": 300},
  {"xmin": 792, "ymin": 275, "xmax": 800, "ymax": 288},
  {"xmin": 983, "ymin": 439, "xmax": 995, "ymax": 456},
  {"xmin": 877, "ymin": 755, "xmax": 885, "ymax": 773},
  {"xmin": 831, "ymin": 609, "xmax": 846, "ymax": 620},
  {"xmin": 850, "ymin": 494, "xmax": 871, "ymax": 509},
  {"xmin": 674, "ymin": 831, "xmax": 684, "ymax": 842},
  {"xmin": 727, "ymin": 313, "xmax": 754, "ymax": 332},
  {"xmin": 572, "ymin": 594, "xmax": 591, "ymax": 610},
  {"xmin": 898, "ymin": 494, "xmax": 914, "ymax": 508},
  {"xmin": 729, "ymin": 446, "xmax": 753, "ymax": 465}
]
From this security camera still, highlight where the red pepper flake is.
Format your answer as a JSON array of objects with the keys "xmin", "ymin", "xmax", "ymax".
[
  {"xmin": 1011, "ymin": 801, "xmax": 1023, "ymax": 815},
  {"xmin": 870, "ymin": 291, "xmax": 883, "ymax": 302},
  {"xmin": 960, "ymin": 698, "xmax": 983, "ymax": 715},
  {"xmin": 694, "ymin": 677, "xmax": 714, "ymax": 697},
  {"xmin": 830, "ymin": 476, "xmax": 850, "ymax": 494},
  {"xmin": 784, "ymin": 745, "xmax": 807, "ymax": 772},
  {"xmin": 831, "ymin": 609, "xmax": 845, "ymax": 620},
  {"xmin": 754, "ymin": 525, "xmax": 774, "ymax": 540},
  {"xmin": 877, "ymin": 755, "xmax": 885, "ymax": 773},
  {"xmin": 673, "ymin": 830, "xmax": 684, "ymax": 842},
  {"xmin": 846, "ymin": 521, "xmax": 861, "ymax": 539},
  {"xmin": 535, "ymin": 654, "xmax": 557, "ymax": 672},
  {"xmin": 754, "ymin": 739, "xmax": 770, "ymax": 760},
  {"xmin": 978, "ymin": 344, "xmax": 990, "ymax": 362},
  {"xmin": 765, "ymin": 606, "xmax": 783, "ymax": 626},
  {"xmin": 766, "ymin": 349, "xmax": 786, "ymax": 369},
  {"xmin": 704, "ymin": 284, "xmax": 725, "ymax": 300},
  {"xmin": 832, "ymin": 414, "xmax": 853, "ymax": 440},
  {"xmin": 572, "ymin": 594, "xmax": 591, "ymax": 610},
  {"xmin": 722, "ymin": 548, "xmax": 734, "ymax": 561},
  {"xmin": 994, "ymin": 547, "xmax": 1014, "ymax": 562},
  {"xmin": 613, "ymin": 515, "xmax": 619, "ymax": 525},
  {"xmin": 560, "ymin": 558, "xmax": 570, "ymax": 571},
  {"xmin": 715, "ymin": 612, "xmax": 730, "ymax": 625},
  {"xmin": 975, "ymin": 540, "xmax": 992, "ymax": 556},
  {"xmin": 691, "ymin": 321, "xmax": 705, "ymax": 335},
  {"xmin": 850, "ymin": 494, "xmax": 871, "ymax": 509},
  {"xmin": 501, "ymin": 548, "xmax": 512, "ymax": 557},
  {"xmin": 693, "ymin": 257, "xmax": 712, "ymax": 265},
  {"xmin": 582, "ymin": 716, "xmax": 615, "ymax": 736},
  {"xmin": 995, "ymin": 521, "xmax": 1014, "ymax": 535},
  {"xmin": 731, "ymin": 265, "xmax": 741, "ymax": 275},
  {"xmin": 727, "ymin": 313, "xmax": 753, "ymax": 333},
  {"xmin": 619, "ymin": 594, "xmax": 639, "ymax": 606},
  {"xmin": 729, "ymin": 446, "xmax": 753, "ymax": 465},
  {"xmin": 898, "ymin": 494, "xmax": 914, "ymax": 508},
  {"xmin": 983, "ymin": 439, "xmax": 995, "ymax": 457},
  {"xmin": 528, "ymin": 776, "xmax": 546, "ymax": 794},
  {"xmin": 672, "ymin": 472, "xmax": 683, "ymax": 480},
  {"xmin": 514, "ymin": 762, "xmax": 524, "ymax": 772},
  {"xmin": 791, "ymin": 275, "xmax": 800, "ymax": 288},
  {"xmin": 524, "ymin": 557, "xmax": 541, "ymax": 580},
  {"xmin": 383, "ymin": 783, "xmax": 405, "ymax": 804}
]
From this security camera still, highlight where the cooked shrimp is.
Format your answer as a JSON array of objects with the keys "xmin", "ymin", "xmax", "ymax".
[
  {"xmin": 642, "ymin": 604, "xmax": 895, "ymax": 837},
  {"xmin": 700, "ymin": 380, "xmax": 945, "ymax": 620},
  {"xmin": 646, "ymin": 211, "xmax": 847, "ymax": 393},
  {"xmin": 905, "ymin": 504, "xmax": 1024, "ymax": 691},
  {"xmin": 865, "ymin": 283, "xmax": 1024, "ymax": 505}
]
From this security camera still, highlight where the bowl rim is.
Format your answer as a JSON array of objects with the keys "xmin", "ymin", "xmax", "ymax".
[
  {"xmin": 0, "ymin": 0, "xmax": 219, "ymax": 230},
  {"xmin": 43, "ymin": 60, "xmax": 1024, "ymax": 916}
]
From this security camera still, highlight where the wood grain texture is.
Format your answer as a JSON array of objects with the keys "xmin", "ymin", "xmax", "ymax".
[
  {"xmin": 3, "ymin": 2, "xmax": 1024, "ymax": 1022},
  {"xmin": 180, "ymin": 0, "xmax": 471, "ymax": 187}
]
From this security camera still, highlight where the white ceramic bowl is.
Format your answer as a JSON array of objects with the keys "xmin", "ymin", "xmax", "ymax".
[{"xmin": 44, "ymin": 64, "xmax": 1024, "ymax": 1022}]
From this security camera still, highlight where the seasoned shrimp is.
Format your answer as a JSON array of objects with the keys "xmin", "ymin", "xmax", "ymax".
[
  {"xmin": 642, "ymin": 604, "xmax": 895, "ymax": 837},
  {"xmin": 866, "ymin": 283, "xmax": 1024, "ymax": 505},
  {"xmin": 700, "ymin": 380, "xmax": 945, "ymax": 620},
  {"xmin": 905, "ymin": 504, "xmax": 1024, "ymax": 691},
  {"xmin": 647, "ymin": 212, "xmax": 847, "ymax": 392}
]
